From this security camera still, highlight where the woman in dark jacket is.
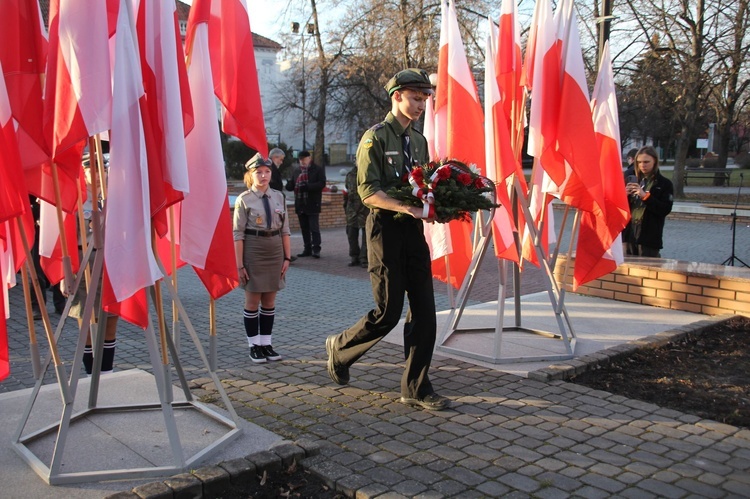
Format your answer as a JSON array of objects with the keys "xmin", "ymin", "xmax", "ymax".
[{"xmin": 625, "ymin": 146, "xmax": 673, "ymax": 257}]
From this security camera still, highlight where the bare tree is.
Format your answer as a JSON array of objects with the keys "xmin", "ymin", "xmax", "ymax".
[
  {"xmin": 620, "ymin": 0, "xmax": 750, "ymax": 196},
  {"xmin": 272, "ymin": 0, "xmax": 343, "ymax": 166},
  {"xmin": 707, "ymin": 0, "xmax": 750, "ymax": 170},
  {"xmin": 324, "ymin": 0, "xmax": 445, "ymax": 138},
  {"xmin": 623, "ymin": 0, "xmax": 715, "ymax": 198},
  {"xmin": 274, "ymin": 0, "xmax": 493, "ymax": 164},
  {"xmin": 618, "ymin": 40, "xmax": 681, "ymax": 152}
]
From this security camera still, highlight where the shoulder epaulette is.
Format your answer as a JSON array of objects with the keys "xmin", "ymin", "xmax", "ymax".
[{"xmin": 369, "ymin": 122, "xmax": 385, "ymax": 132}]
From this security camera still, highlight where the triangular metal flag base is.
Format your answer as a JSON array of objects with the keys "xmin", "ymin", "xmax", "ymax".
[
  {"xmin": 14, "ymin": 399, "xmax": 240, "ymax": 486},
  {"xmin": 438, "ymin": 325, "xmax": 575, "ymax": 365},
  {"xmin": 12, "ymin": 245, "xmax": 242, "ymax": 485},
  {"xmin": 436, "ymin": 177, "xmax": 577, "ymax": 365}
]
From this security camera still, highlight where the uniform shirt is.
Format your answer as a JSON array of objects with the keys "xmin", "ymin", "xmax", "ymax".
[
  {"xmin": 233, "ymin": 186, "xmax": 291, "ymax": 241},
  {"xmin": 356, "ymin": 112, "xmax": 428, "ymax": 208}
]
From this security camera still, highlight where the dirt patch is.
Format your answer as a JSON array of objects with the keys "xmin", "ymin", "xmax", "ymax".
[
  {"xmin": 220, "ymin": 461, "xmax": 345, "ymax": 499},
  {"xmin": 571, "ymin": 316, "xmax": 750, "ymax": 428}
]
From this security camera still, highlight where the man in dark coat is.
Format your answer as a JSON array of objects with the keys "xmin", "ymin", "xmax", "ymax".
[{"xmin": 286, "ymin": 150, "xmax": 326, "ymax": 257}]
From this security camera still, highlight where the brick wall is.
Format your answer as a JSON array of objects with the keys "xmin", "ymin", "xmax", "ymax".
[
  {"xmin": 554, "ymin": 256, "xmax": 750, "ymax": 316},
  {"xmin": 286, "ymin": 191, "xmax": 347, "ymax": 230}
]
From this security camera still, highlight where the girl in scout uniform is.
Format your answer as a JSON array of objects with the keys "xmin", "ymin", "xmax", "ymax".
[{"xmin": 233, "ymin": 153, "xmax": 292, "ymax": 363}]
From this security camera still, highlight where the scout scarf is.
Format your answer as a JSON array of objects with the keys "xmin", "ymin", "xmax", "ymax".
[
  {"xmin": 295, "ymin": 164, "xmax": 309, "ymax": 195},
  {"xmin": 631, "ymin": 176, "xmax": 655, "ymax": 224}
]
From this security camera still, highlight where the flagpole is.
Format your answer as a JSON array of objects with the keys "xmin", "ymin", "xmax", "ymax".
[
  {"xmin": 511, "ymin": 175, "xmax": 524, "ymax": 326},
  {"xmin": 89, "ymin": 136, "xmax": 105, "ymax": 250},
  {"xmin": 444, "ymin": 255, "xmax": 454, "ymax": 308},
  {"xmin": 94, "ymin": 135, "xmax": 108, "ymax": 201},
  {"xmin": 76, "ymin": 178, "xmax": 92, "ymax": 293},
  {"xmin": 50, "ymin": 163, "xmax": 75, "ymax": 295},
  {"xmin": 153, "ymin": 280, "xmax": 170, "ymax": 367},
  {"xmin": 17, "ymin": 218, "xmax": 66, "ymax": 374},
  {"xmin": 209, "ymin": 297, "xmax": 217, "ymax": 371},
  {"xmin": 509, "ymin": 70, "xmax": 526, "ymax": 327},
  {"xmin": 20, "ymin": 265, "xmax": 42, "ymax": 379},
  {"xmin": 149, "ymin": 230, "xmax": 170, "ymax": 369},
  {"xmin": 557, "ymin": 208, "xmax": 580, "ymax": 313},
  {"xmin": 169, "ymin": 205, "xmax": 181, "ymax": 354}
]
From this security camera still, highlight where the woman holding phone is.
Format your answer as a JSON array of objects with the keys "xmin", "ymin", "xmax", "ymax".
[{"xmin": 624, "ymin": 146, "xmax": 674, "ymax": 257}]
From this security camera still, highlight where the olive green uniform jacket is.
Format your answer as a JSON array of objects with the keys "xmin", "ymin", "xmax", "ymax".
[{"xmin": 356, "ymin": 112, "xmax": 428, "ymax": 207}]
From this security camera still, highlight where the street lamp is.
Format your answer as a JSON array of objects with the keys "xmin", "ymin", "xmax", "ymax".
[{"xmin": 291, "ymin": 21, "xmax": 315, "ymax": 151}]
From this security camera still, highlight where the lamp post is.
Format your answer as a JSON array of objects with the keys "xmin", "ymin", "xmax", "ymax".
[
  {"xmin": 596, "ymin": 0, "xmax": 614, "ymax": 63},
  {"xmin": 291, "ymin": 21, "xmax": 315, "ymax": 151}
]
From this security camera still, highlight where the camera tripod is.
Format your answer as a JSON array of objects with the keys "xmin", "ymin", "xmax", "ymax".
[{"xmin": 721, "ymin": 172, "xmax": 748, "ymax": 267}]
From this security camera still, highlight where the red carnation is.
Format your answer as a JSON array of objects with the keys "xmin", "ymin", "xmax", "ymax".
[
  {"xmin": 436, "ymin": 167, "xmax": 451, "ymax": 181},
  {"xmin": 457, "ymin": 173, "xmax": 472, "ymax": 186},
  {"xmin": 474, "ymin": 177, "xmax": 486, "ymax": 189},
  {"xmin": 410, "ymin": 168, "xmax": 424, "ymax": 184}
]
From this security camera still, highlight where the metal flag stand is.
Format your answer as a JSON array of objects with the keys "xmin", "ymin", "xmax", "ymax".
[
  {"xmin": 12, "ymin": 218, "xmax": 242, "ymax": 485},
  {"xmin": 436, "ymin": 173, "xmax": 578, "ymax": 364}
]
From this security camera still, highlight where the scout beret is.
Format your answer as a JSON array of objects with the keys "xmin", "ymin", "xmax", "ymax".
[
  {"xmin": 385, "ymin": 68, "xmax": 434, "ymax": 96},
  {"xmin": 245, "ymin": 152, "xmax": 273, "ymax": 170}
]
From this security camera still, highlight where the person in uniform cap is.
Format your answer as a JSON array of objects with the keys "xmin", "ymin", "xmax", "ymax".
[
  {"xmin": 234, "ymin": 152, "xmax": 292, "ymax": 363},
  {"xmin": 324, "ymin": 68, "xmax": 450, "ymax": 411}
]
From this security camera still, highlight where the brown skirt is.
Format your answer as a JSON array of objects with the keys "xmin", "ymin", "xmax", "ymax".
[{"xmin": 242, "ymin": 234, "xmax": 285, "ymax": 292}]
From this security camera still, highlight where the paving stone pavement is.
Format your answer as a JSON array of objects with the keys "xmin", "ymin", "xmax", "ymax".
[{"xmin": 3, "ymin": 222, "xmax": 750, "ymax": 498}]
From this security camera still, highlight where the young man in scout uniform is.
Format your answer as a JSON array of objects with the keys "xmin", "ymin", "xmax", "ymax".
[{"xmin": 325, "ymin": 68, "xmax": 449, "ymax": 411}]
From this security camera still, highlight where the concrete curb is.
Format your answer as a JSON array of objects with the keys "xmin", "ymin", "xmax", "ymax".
[
  {"xmin": 527, "ymin": 314, "xmax": 740, "ymax": 382},
  {"xmin": 104, "ymin": 439, "xmax": 320, "ymax": 499}
]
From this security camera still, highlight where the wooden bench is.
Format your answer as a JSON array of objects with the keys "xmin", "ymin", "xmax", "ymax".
[{"xmin": 684, "ymin": 167, "xmax": 733, "ymax": 186}]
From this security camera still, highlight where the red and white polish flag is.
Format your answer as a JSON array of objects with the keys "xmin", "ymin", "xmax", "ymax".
[
  {"xmin": 0, "ymin": 58, "xmax": 35, "ymax": 275},
  {"xmin": 136, "ymin": 0, "xmax": 193, "ymax": 237},
  {"xmin": 43, "ymin": 0, "xmax": 112, "ymax": 213},
  {"xmin": 574, "ymin": 41, "xmax": 629, "ymax": 288},
  {"xmin": 39, "ymin": 198, "xmax": 79, "ymax": 286},
  {"xmin": 431, "ymin": 0, "xmax": 482, "ymax": 289},
  {"xmin": 190, "ymin": 0, "xmax": 267, "ymax": 156},
  {"xmin": 181, "ymin": 13, "xmax": 239, "ymax": 300},
  {"xmin": 484, "ymin": 18, "xmax": 518, "ymax": 263},
  {"xmin": 554, "ymin": 0, "xmax": 604, "ymax": 216},
  {"xmin": 1, "ymin": 58, "xmax": 34, "ymax": 381},
  {"xmin": 0, "ymin": 0, "xmax": 49, "ymax": 173},
  {"xmin": 102, "ymin": 0, "xmax": 162, "ymax": 327}
]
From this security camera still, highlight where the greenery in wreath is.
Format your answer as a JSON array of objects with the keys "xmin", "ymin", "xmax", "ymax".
[{"xmin": 387, "ymin": 159, "xmax": 498, "ymax": 223}]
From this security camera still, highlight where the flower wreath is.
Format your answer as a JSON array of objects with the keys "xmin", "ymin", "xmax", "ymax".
[{"xmin": 387, "ymin": 159, "xmax": 498, "ymax": 223}]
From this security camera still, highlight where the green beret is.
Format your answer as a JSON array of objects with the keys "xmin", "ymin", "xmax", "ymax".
[
  {"xmin": 384, "ymin": 68, "xmax": 434, "ymax": 96},
  {"xmin": 245, "ymin": 152, "xmax": 272, "ymax": 170}
]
